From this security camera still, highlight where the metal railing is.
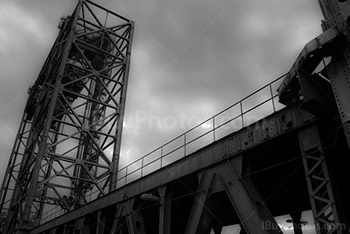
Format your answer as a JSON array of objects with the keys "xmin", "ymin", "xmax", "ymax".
[{"xmin": 114, "ymin": 74, "xmax": 286, "ymax": 187}]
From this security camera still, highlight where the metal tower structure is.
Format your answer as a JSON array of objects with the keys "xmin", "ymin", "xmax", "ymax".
[{"xmin": 0, "ymin": 0, "xmax": 133, "ymax": 233}]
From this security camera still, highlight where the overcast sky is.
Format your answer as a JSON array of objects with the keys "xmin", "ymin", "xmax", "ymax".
[{"xmin": 0, "ymin": 0, "xmax": 323, "ymax": 193}]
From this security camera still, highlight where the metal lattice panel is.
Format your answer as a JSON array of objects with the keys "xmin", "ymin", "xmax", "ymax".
[
  {"xmin": 299, "ymin": 126, "xmax": 341, "ymax": 234},
  {"xmin": 0, "ymin": 1, "xmax": 133, "ymax": 232}
]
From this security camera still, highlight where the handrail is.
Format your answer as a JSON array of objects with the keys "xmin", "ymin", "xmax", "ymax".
[{"xmin": 114, "ymin": 74, "xmax": 286, "ymax": 187}]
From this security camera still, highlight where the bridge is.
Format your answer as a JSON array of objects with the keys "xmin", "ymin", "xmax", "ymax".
[
  {"xmin": 33, "ymin": 102, "xmax": 321, "ymax": 234},
  {"xmin": 1, "ymin": 0, "xmax": 350, "ymax": 234}
]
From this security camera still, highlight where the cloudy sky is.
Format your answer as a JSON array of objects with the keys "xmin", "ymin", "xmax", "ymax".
[{"xmin": 0, "ymin": 0, "xmax": 323, "ymax": 197}]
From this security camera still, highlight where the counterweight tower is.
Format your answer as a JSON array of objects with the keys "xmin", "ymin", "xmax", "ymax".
[{"xmin": 0, "ymin": 1, "xmax": 133, "ymax": 232}]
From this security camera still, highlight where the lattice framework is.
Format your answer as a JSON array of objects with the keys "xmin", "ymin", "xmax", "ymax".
[{"xmin": 0, "ymin": 0, "xmax": 133, "ymax": 231}]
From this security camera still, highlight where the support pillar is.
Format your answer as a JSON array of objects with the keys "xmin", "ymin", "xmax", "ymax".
[
  {"xmin": 221, "ymin": 157, "xmax": 283, "ymax": 234},
  {"xmin": 290, "ymin": 211, "xmax": 303, "ymax": 234},
  {"xmin": 111, "ymin": 204, "xmax": 124, "ymax": 234},
  {"xmin": 49, "ymin": 227, "xmax": 57, "ymax": 234},
  {"xmin": 115, "ymin": 198, "xmax": 147, "ymax": 234},
  {"xmin": 96, "ymin": 211, "xmax": 107, "ymax": 234},
  {"xmin": 159, "ymin": 186, "xmax": 173, "ymax": 234},
  {"xmin": 185, "ymin": 156, "xmax": 282, "ymax": 234},
  {"xmin": 75, "ymin": 218, "xmax": 84, "ymax": 234},
  {"xmin": 185, "ymin": 170, "xmax": 217, "ymax": 234},
  {"xmin": 327, "ymin": 52, "xmax": 350, "ymax": 151},
  {"xmin": 298, "ymin": 126, "xmax": 348, "ymax": 234},
  {"xmin": 212, "ymin": 225, "xmax": 223, "ymax": 234},
  {"xmin": 318, "ymin": 0, "xmax": 350, "ymax": 152}
]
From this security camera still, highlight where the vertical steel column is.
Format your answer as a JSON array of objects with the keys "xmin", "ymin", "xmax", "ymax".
[
  {"xmin": 185, "ymin": 157, "xmax": 283, "ymax": 234},
  {"xmin": 185, "ymin": 170, "xmax": 217, "ymax": 234},
  {"xmin": 0, "ymin": 110, "xmax": 34, "ymax": 233},
  {"xmin": 298, "ymin": 126, "xmax": 344, "ymax": 234},
  {"xmin": 327, "ymin": 52, "xmax": 350, "ymax": 150},
  {"xmin": 110, "ymin": 21, "xmax": 135, "ymax": 192},
  {"xmin": 220, "ymin": 158, "xmax": 283, "ymax": 234},
  {"xmin": 318, "ymin": 0, "xmax": 350, "ymax": 150},
  {"xmin": 158, "ymin": 186, "xmax": 173, "ymax": 234},
  {"xmin": 114, "ymin": 199, "xmax": 146, "ymax": 234},
  {"xmin": 22, "ymin": 2, "xmax": 82, "ymax": 226},
  {"xmin": 110, "ymin": 205, "xmax": 124, "ymax": 234}
]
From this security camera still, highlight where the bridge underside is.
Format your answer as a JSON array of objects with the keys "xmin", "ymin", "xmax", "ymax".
[{"xmin": 29, "ymin": 104, "xmax": 350, "ymax": 234}]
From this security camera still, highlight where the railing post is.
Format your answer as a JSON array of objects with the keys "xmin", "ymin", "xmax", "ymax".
[
  {"xmin": 240, "ymin": 102, "xmax": 244, "ymax": 128},
  {"xmin": 212, "ymin": 118, "xmax": 216, "ymax": 141},
  {"xmin": 269, "ymin": 84, "xmax": 276, "ymax": 112},
  {"xmin": 160, "ymin": 147, "xmax": 163, "ymax": 168},
  {"xmin": 141, "ymin": 158, "xmax": 144, "ymax": 177},
  {"xmin": 125, "ymin": 166, "xmax": 128, "ymax": 185},
  {"xmin": 184, "ymin": 134, "xmax": 187, "ymax": 156}
]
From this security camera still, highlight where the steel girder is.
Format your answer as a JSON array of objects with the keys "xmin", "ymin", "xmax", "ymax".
[
  {"xmin": 319, "ymin": 1, "xmax": 350, "ymax": 149},
  {"xmin": 298, "ymin": 126, "xmax": 348, "ymax": 234},
  {"xmin": 0, "ymin": 1, "xmax": 133, "ymax": 232},
  {"xmin": 29, "ymin": 158, "xmax": 284, "ymax": 234},
  {"xmin": 184, "ymin": 157, "xmax": 283, "ymax": 234},
  {"xmin": 315, "ymin": 0, "xmax": 350, "ymax": 151}
]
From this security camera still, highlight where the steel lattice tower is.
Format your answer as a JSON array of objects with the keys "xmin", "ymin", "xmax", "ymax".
[{"xmin": 0, "ymin": 1, "xmax": 133, "ymax": 232}]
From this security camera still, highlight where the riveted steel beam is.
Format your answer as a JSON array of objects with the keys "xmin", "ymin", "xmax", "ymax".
[{"xmin": 298, "ymin": 126, "xmax": 346, "ymax": 234}]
